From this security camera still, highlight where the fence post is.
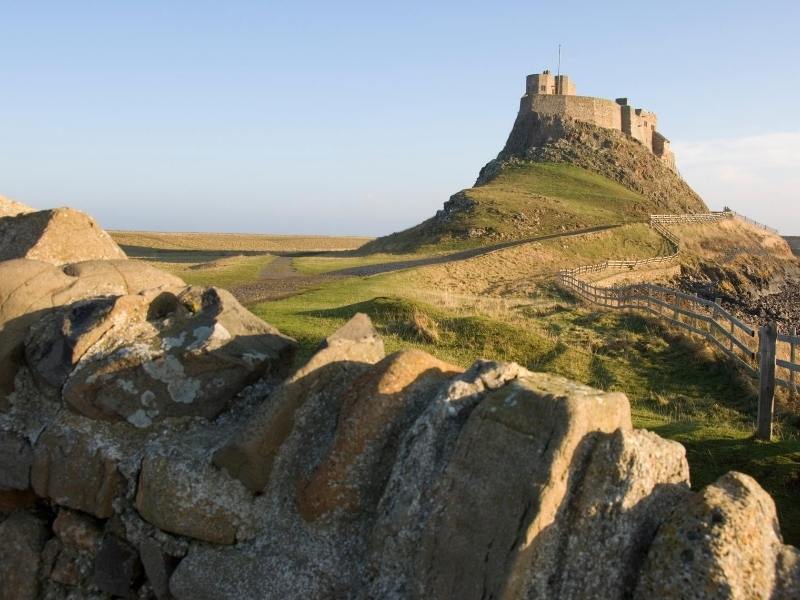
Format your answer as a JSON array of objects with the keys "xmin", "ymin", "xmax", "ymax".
[
  {"xmin": 729, "ymin": 318, "xmax": 735, "ymax": 353},
  {"xmin": 757, "ymin": 322, "xmax": 778, "ymax": 441},
  {"xmin": 712, "ymin": 297, "xmax": 722, "ymax": 344},
  {"xmin": 791, "ymin": 327, "xmax": 797, "ymax": 401}
]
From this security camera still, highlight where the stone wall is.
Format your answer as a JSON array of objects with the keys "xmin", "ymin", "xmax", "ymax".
[
  {"xmin": 652, "ymin": 131, "xmax": 676, "ymax": 171},
  {"xmin": 519, "ymin": 77, "xmax": 677, "ymax": 172},
  {"xmin": 525, "ymin": 95, "xmax": 622, "ymax": 131}
]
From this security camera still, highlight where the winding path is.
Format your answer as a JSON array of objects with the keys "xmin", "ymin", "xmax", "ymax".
[{"xmin": 230, "ymin": 224, "xmax": 621, "ymax": 305}]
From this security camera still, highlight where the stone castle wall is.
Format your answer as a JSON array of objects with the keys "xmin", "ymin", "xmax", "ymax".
[
  {"xmin": 524, "ymin": 95, "xmax": 622, "ymax": 130},
  {"xmin": 519, "ymin": 73, "xmax": 677, "ymax": 171}
]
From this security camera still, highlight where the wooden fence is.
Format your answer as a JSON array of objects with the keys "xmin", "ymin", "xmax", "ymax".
[
  {"xmin": 558, "ymin": 211, "xmax": 798, "ymax": 440},
  {"xmin": 729, "ymin": 211, "xmax": 781, "ymax": 235}
]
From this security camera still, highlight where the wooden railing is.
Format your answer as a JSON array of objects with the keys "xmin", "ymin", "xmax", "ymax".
[
  {"xmin": 729, "ymin": 210, "xmax": 780, "ymax": 234},
  {"xmin": 777, "ymin": 329, "xmax": 800, "ymax": 398},
  {"xmin": 558, "ymin": 211, "xmax": 798, "ymax": 440}
]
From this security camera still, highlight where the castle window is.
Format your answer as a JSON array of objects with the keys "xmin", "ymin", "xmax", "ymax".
[{"xmin": 541, "ymin": 86, "xmax": 546, "ymax": 92}]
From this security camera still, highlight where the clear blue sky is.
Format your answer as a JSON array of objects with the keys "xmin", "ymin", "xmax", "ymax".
[{"xmin": 2, "ymin": 1, "xmax": 798, "ymax": 234}]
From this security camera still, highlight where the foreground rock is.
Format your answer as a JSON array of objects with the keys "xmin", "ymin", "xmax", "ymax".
[
  {"xmin": 27, "ymin": 285, "xmax": 296, "ymax": 427},
  {"xmin": 0, "ymin": 207, "xmax": 126, "ymax": 265},
  {"xmin": 0, "ymin": 511, "xmax": 49, "ymax": 600},
  {"xmin": 3, "ymin": 311, "xmax": 799, "ymax": 598},
  {"xmin": 0, "ymin": 258, "xmax": 185, "ymax": 395},
  {"xmin": 213, "ymin": 313, "xmax": 386, "ymax": 492},
  {"xmin": 298, "ymin": 349, "xmax": 461, "ymax": 521},
  {"xmin": 636, "ymin": 471, "xmax": 800, "ymax": 599},
  {"xmin": 0, "ymin": 195, "xmax": 35, "ymax": 218}
]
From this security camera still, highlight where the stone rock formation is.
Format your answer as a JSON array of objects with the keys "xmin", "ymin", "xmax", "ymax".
[
  {"xmin": 27, "ymin": 286, "xmax": 296, "ymax": 427},
  {"xmin": 0, "ymin": 258, "xmax": 185, "ymax": 395},
  {"xmin": 0, "ymin": 207, "xmax": 126, "ymax": 264},
  {"xmin": 0, "ymin": 195, "xmax": 35, "ymax": 218},
  {"xmin": 0, "ymin": 199, "xmax": 798, "ymax": 599}
]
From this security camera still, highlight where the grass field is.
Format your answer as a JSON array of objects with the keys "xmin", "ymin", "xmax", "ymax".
[
  {"xmin": 111, "ymin": 230, "xmax": 371, "ymax": 253},
  {"xmin": 148, "ymin": 254, "xmax": 277, "ymax": 288}
]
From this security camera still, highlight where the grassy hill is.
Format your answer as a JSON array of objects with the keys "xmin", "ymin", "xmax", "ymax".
[
  {"xmin": 363, "ymin": 163, "xmax": 661, "ymax": 253},
  {"xmin": 364, "ymin": 116, "xmax": 707, "ymax": 254}
]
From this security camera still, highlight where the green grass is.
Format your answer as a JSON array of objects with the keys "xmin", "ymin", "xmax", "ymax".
[
  {"xmin": 151, "ymin": 254, "xmax": 276, "ymax": 288},
  {"xmin": 363, "ymin": 163, "xmax": 658, "ymax": 253},
  {"xmin": 465, "ymin": 162, "xmax": 650, "ymax": 231},
  {"xmin": 253, "ymin": 274, "xmax": 800, "ymax": 543}
]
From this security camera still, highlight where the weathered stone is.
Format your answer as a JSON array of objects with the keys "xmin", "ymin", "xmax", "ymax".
[
  {"xmin": 0, "ymin": 488, "xmax": 38, "ymax": 513},
  {"xmin": 94, "ymin": 534, "xmax": 142, "ymax": 598},
  {"xmin": 139, "ymin": 538, "xmax": 179, "ymax": 600},
  {"xmin": 214, "ymin": 313, "xmax": 384, "ymax": 492},
  {"xmin": 416, "ymin": 373, "xmax": 631, "ymax": 599},
  {"xmin": 0, "ymin": 258, "xmax": 184, "ymax": 395},
  {"xmin": 50, "ymin": 548, "xmax": 81, "ymax": 587},
  {"xmin": 635, "ymin": 471, "xmax": 800, "ymax": 599},
  {"xmin": 135, "ymin": 452, "xmax": 253, "ymax": 545},
  {"xmin": 0, "ymin": 207, "xmax": 126, "ymax": 265},
  {"xmin": 47, "ymin": 286, "xmax": 296, "ymax": 427},
  {"xmin": 63, "ymin": 259, "xmax": 184, "ymax": 295},
  {"xmin": 0, "ymin": 196, "xmax": 34, "ymax": 218},
  {"xmin": 298, "ymin": 349, "xmax": 460, "ymax": 521},
  {"xmin": 0, "ymin": 511, "xmax": 50, "ymax": 600},
  {"xmin": 30, "ymin": 419, "xmax": 126, "ymax": 519},
  {"xmin": 526, "ymin": 428, "xmax": 692, "ymax": 599},
  {"xmin": 26, "ymin": 293, "xmax": 153, "ymax": 390},
  {"xmin": 0, "ymin": 430, "xmax": 33, "ymax": 490},
  {"xmin": 366, "ymin": 360, "xmax": 529, "ymax": 597},
  {"xmin": 169, "ymin": 545, "xmax": 345, "ymax": 600},
  {"xmin": 314, "ymin": 312, "xmax": 385, "ymax": 364},
  {"xmin": 39, "ymin": 537, "xmax": 63, "ymax": 580},
  {"xmin": 53, "ymin": 508, "xmax": 102, "ymax": 553}
]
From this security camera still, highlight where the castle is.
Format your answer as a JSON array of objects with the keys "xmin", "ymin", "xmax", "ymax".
[{"xmin": 521, "ymin": 71, "xmax": 677, "ymax": 170}]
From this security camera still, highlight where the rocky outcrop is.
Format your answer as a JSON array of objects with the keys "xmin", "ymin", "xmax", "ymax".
[
  {"xmin": 5, "ymin": 306, "xmax": 800, "ymax": 598},
  {"xmin": 636, "ymin": 471, "xmax": 800, "ymax": 599},
  {"xmin": 0, "ymin": 196, "xmax": 35, "ymax": 218},
  {"xmin": 297, "ymin": 349, "xmax": 461, "ymax": 521},
  {"xmin": 0, "ymin": 199, "xmax": 797, "ymax": 599},
  {"xmin": 213, "ymin": 312, "xmax": 386, "ymax": 492},
  {"xmin": 28, "ymin": 286, "xmax": 296, "ymax": 427},
  {"xmin": 0, "ymin": 207, "xmax": 126, "ymax": 265},
  {"xmin": 0, "ymin": 511, "xmax": 50, "ymax": 600},
  {"xmin": 489, "ymin": 112, "xmax": 706, "ymax": 215},
  {"xmin": 0, "ymin": 258, "xmax": 185, "ymax": 395}
]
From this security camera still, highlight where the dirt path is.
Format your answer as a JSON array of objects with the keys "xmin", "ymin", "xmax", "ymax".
[{"xmin": 229, "ymin": 224, "xmax": 621, "ymax": 305}]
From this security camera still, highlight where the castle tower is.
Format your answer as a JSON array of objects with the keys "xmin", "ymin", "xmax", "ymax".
[
  {"xmin": 525, "ymin": 70, "xmax": 576, "ymax": 96},
  {"xmin": 518, "ymin": 73, "xmax": 676, "ymax": 171}
]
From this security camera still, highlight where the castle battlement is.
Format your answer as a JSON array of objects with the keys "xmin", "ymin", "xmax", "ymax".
[{"xmin": 521, "ymin": 72, "xmax": 676, "ymax": 171}]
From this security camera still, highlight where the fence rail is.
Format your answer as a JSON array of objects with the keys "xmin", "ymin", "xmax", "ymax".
[
  {"xmin": 558, "ymin": 211, "xmax": 797, "ymax": 440},
  {"xmin": 729, "ymin": 211, "xmax": 780, "ymax": 234}
]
